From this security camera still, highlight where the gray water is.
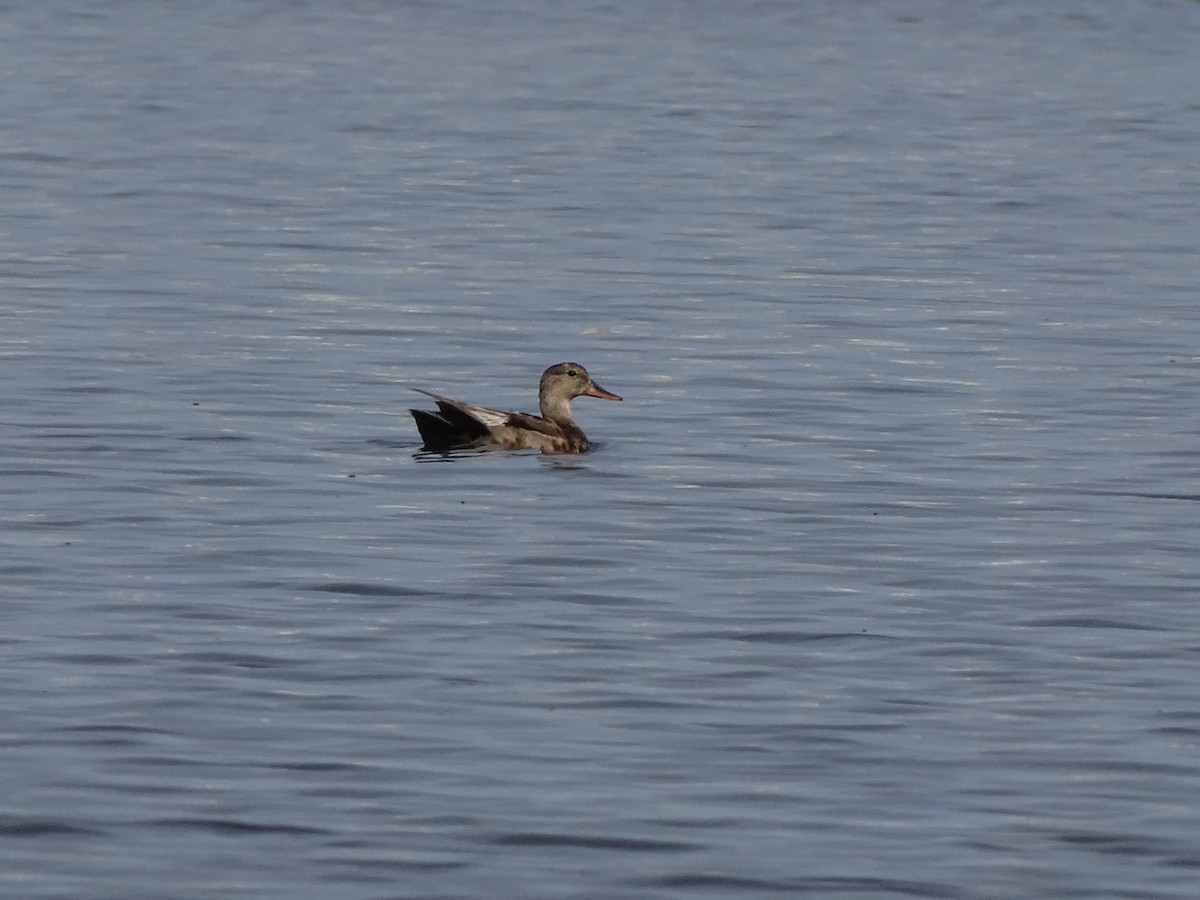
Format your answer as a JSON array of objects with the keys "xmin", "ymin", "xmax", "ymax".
[{"xmin": 3, "ymin": 2, "xmax": 1200, "ymax": 898}]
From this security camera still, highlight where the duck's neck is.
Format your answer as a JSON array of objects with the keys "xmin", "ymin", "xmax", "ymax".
[{"xmin": 539, "ymin": 390, "xmax": 576, "ymax": 425}]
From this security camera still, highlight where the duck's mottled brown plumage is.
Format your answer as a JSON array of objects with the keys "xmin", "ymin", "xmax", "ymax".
[{"xmin": 410, "ymin": 363, "xmax": 622, "ymax": 454}]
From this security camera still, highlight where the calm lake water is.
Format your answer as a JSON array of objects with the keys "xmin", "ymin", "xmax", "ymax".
[{"xmin": 3, "ymin": 2, "xmax": 1200, "ymax": 898}]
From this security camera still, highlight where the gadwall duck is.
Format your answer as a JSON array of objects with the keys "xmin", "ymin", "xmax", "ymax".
[{"xmin": 410, "ymin": 362, "xmax": 622, "ymax": 454}]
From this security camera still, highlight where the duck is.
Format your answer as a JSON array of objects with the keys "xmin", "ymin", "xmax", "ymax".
[{"xmin": 410, "ymin": 362, "xmax": 622, "ymax": 454}]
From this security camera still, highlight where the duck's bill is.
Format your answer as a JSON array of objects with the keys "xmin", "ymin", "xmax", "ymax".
[{"xmin": 584, "ymin": 382, "xmax": 622, "ymax": 401}]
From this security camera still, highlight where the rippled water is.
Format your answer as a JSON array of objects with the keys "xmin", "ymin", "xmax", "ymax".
[{"xmin": 4, "ymin": 2, "xmax": 1200, "ymax": 898}]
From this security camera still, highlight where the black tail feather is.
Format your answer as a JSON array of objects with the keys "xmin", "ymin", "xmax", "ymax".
[{"xmin": 410, "ymin": 407, "xmax": 489, "ymax": 451}]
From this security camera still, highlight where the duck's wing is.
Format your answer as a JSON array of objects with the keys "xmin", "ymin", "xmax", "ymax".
[
  {"xmin": 503, "ymin": 411, "xmax": 564, "ymax": 437},
  {"xmin": 410, "ymin": 389, "xmax": 507, "ymax": 450},
  {"xmin": 412, "ymin": 391, "xmax": 561, "ymax": 433},
  {"xmin": 412, "ymin": 389, "xmax": 512, "ymax": 428}
]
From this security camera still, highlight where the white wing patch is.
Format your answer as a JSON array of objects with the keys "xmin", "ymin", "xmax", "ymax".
[{"xmin": 457, "ymin": 403, "xmax": 511, "ymax": 428}]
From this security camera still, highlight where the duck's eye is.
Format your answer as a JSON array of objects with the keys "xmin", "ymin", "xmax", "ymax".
[{"xmin": 567, "ymin": 369, "xmax": 578, "ymax": 377}]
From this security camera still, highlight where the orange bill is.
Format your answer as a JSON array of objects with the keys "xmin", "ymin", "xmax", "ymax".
[{"xmin": 584, "ymin": 382, "xmax": 622, "ymax": 401}]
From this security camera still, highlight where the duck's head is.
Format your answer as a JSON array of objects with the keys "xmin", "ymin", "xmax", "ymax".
[{"xmin": 539, "ymin": 362, "xmax": 622, "ymax": 416}]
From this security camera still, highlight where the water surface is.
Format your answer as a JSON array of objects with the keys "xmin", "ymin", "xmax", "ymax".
[{"xmin": 3, "ymin": 2, "xmax": 1200, "ymax": 898}]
